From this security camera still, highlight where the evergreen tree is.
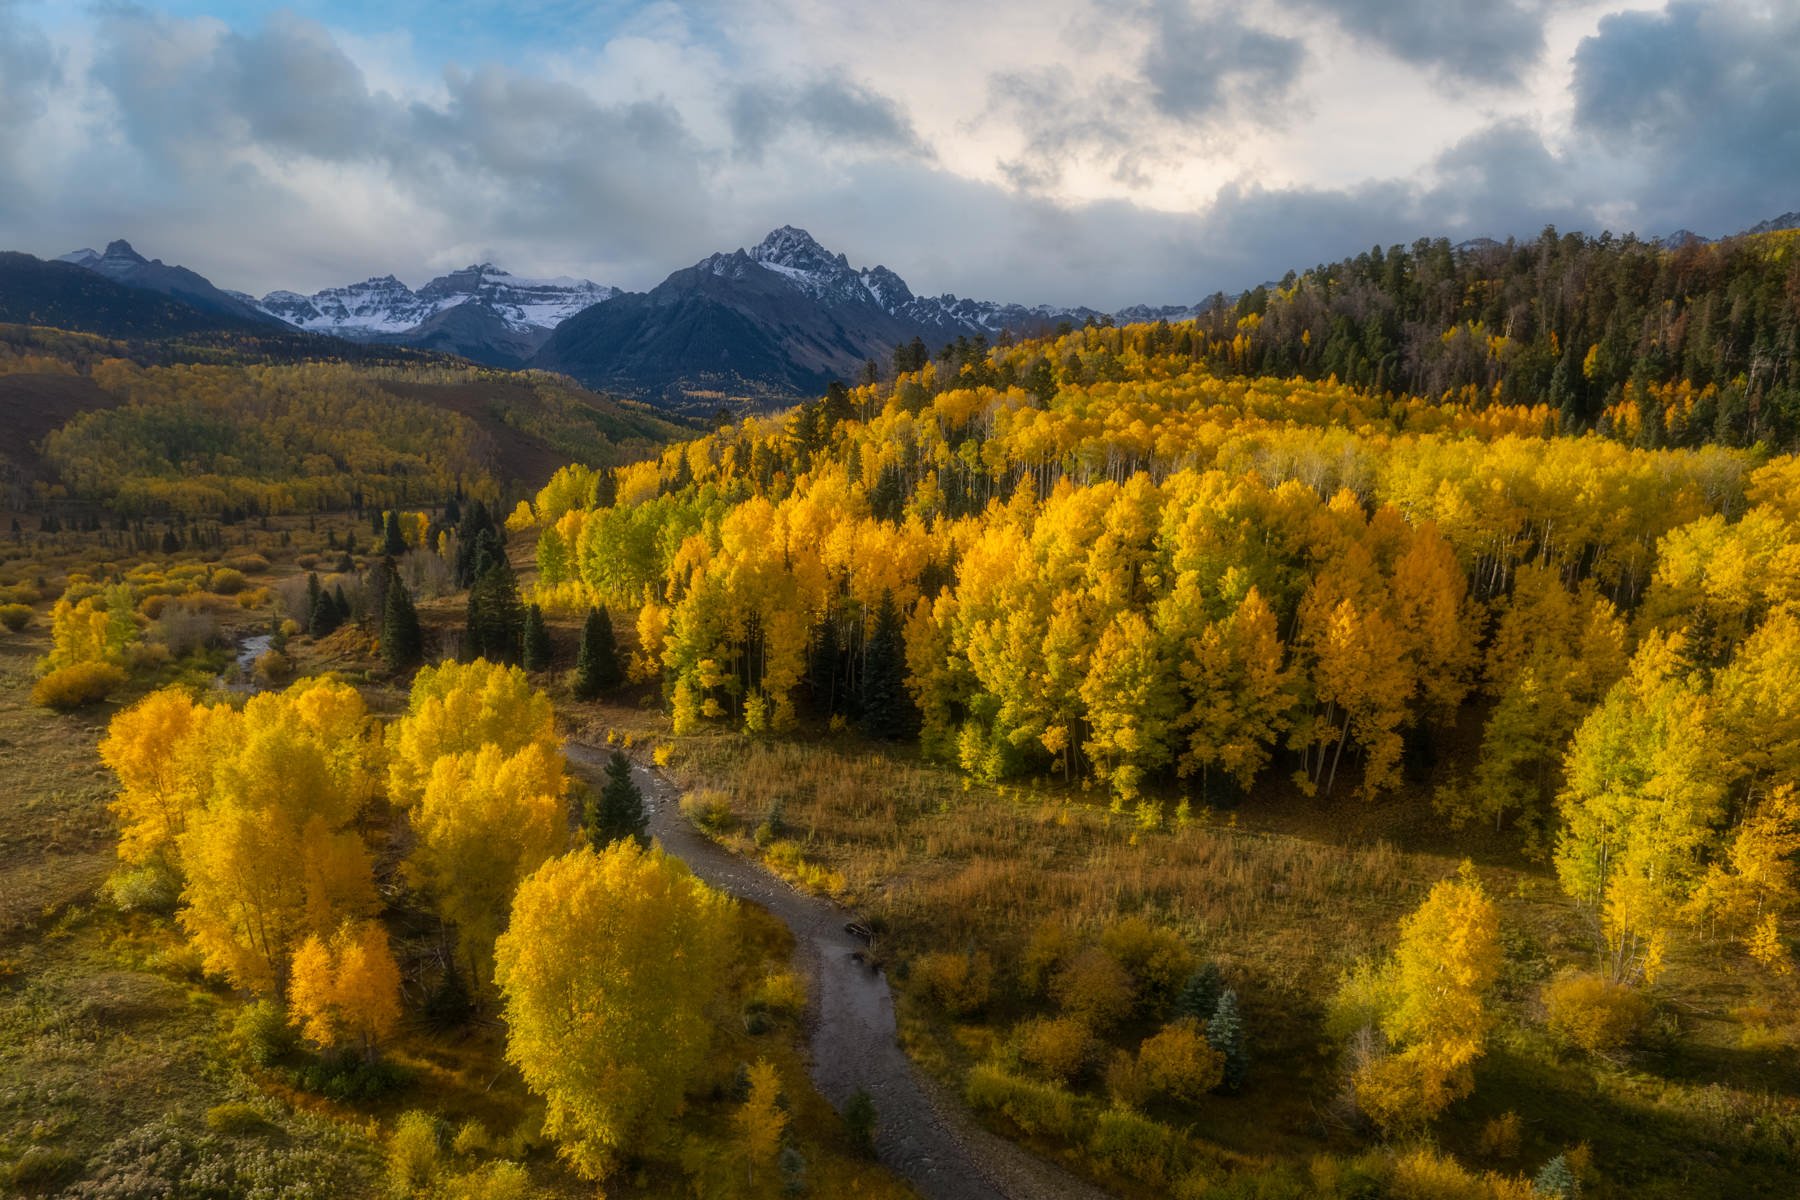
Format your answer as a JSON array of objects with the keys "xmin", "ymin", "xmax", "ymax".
[
  {"xmin": 381, "ymin": 570, "xmax": 423, "ymax": 673},
  {"xmin": 859, "ymin": 592, "xmax": 911, "ymax": 739},
  {"xmin": 1206, "ymin": 988, "xmax": 1247, "ymax": 1093},
  {"xmin": 383, "ymin": 510, "xmax": 408, "ymax": 557},
  {"xmin": 308, "ymin": 579, "xmax": 342, "ymax": 637},
  {"xmin": 463, "ymin": 554, "xmax": 524, "ymax": 663},
  {"xmin": 1533, "ymin": 1154, "xmax": 1577, "ymax": 1198},
  {"xmin": 809, "ymin": 612, "xmax": 842, "ymax": 716},
  {"xmin": 574, "ymin": 607, "xmax": 622, "ymax": 699},
  {"xmin": 586, "ymin": 750, "xmax": 647, "ymax": 847},
  {"xmin": 333, "ymin": 583, "xmax": 351, "ymax": 621},
  {"xmin": 522, "ymin": 603, "xmax": 552, "ymax": 672},
  {"xmin": 1175, "ymin": 962, "xmax": 1223, "ymax": 1022}
]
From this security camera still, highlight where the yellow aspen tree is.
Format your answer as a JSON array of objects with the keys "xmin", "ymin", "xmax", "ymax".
[
  {"xmin": 100, "ymin": 689, "xmax": 235, "ymax": 868},
  {"xmin": 734, "ymin": 1059, "xmax": 787, "ymax": 1187},
  {"xmin": 387, "ymin": 659, "xmax": 558, "ymax": 807},
  {"xmin": 1080, "ymin": 610, "xmax": 1181, "ymax": 804},
  {"xmin": 406, "ymin": 741, "xmax": 570, "ymax": 992},
  {"xmin": 492, "ymin": 843, "xmax": 734, "ymax": 1181},
  {"xmin": 288, "ymin": 919, "xmax": 403, "ymax": 1060}
]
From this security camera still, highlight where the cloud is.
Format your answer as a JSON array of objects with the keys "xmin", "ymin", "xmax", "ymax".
[
  {"xmin": 0, "ymin": 0, "xmax": 60, "ymax": 208},
  {"xmin": 1292, "ymin": 0, "xmax": 1545, "ymax": 87},
  {"xmin": 728, "ymin": 76, "xmax": 930, "ymax": 161},
  {"xmin": 1140, "ymin": 0, "xmax": 1304, "ymax": 122},
  {"xmin": 1571, "ymin": 0, "xmax": 1800, "ymax": 235}
]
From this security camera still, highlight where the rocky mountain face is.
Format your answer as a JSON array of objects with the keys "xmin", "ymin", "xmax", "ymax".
[
  {"xmin": 254, "ymin": 264, "xmax": 617, "ymax": 367},
  {"xmin": 57, "ymin": 240, "xmax": 280, "ymax": 328},
  {"xmin": 533, "ymin": 226, "xmax": 1203, "ymax": 407}
]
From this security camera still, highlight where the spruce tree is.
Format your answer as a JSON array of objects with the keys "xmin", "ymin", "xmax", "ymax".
[
  {"xmin": 308, "ymin": 585, "xmax": 341, "ymax": 637},
  {"xmin": 333, "ymin": 583, "xmax": 351, "ymax": 621},
  {"xmin": 858, "ymin": 591, "xmax": 911, "ymax": 739},
  {"xmin": 467, "ymin": 556, "xmax": 524, "ymax": 663},
  {"xmin": 1207, "ymin": 988, "xmax": 1247, "ymax": 1093},
  {"xmin": 381, "ymin": 570, "xmax": 423, "ymax": 673},
  {"xmin": 586, "ymin": 750, "xmax": 647, "ymax": 847},
  {"xmin": 808, "ymin": 612, "xmax": 841, "ymax": 716},
  {"xmin": 1175, "ymin": 962, "xmax": 1223, "ymax": 1022},
  {"xmin": 574, "ymin": 607, "xmax": 622, "ymax": 699},
  {"xmin": 383, "ymin": 509, "xmax": 408, "ymax": 557},
  {"xmin": 521, "ymin": 603, "xmax": 551, "ymax": 671},
  {"xmin": 1533, "ymin": 1154, "xmax": 1577, "ymax": 1198}
]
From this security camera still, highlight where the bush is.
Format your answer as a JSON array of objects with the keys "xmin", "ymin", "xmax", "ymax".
[
  {"xmin": 0, "ymin": 602, "xmax": 30, "ymax": 632},
  {"xmin": 965, "ymin": 1064, "xmax": 1082, "ymax": 1139},
  {"xmin": 7, "ymin": 1146, "xmax": 82, "ymax": 1191},
  {"xmin": 228, "ymin": 999, "xmax": 296, "ymax": 1067},
  {"xmin": 914, "ymin": 950, "xmax": 994, "ymax": 1017},
  {"xmin": 208, "ymin": 567, "xmax": 248, "ymax": 594},
  {"xmin": 1019, "ymin": 920, "xmax": 1075, "ymax": 995},
  {"xmin": 438, "ymin": 1162, "xmax": 530, "ymax": 1200},
  {"xmin": 1088, "ymin": 1106, "xmax": 1184, "ymax": 1186},
  {"xmin": 254, "ymin": 649, "xmax": 293, "ymax": 686},
  {"xmin": 32, "ymin": 661, "xmax": 128, "ymax": 709},
  {"xmin": 205, "ymin": 1101, "xmax": 272, "ymax": 1134},
  {"xmin": 681, "ymin": 789, "xmax": 734, "ymax": 833},
  {"xmin": 1015, "ymin": 1016, "xmax": 1098, "ymax": 1083},
  {"xmin": 750, "ymin": 969, "xmax": 808, "ymax": 1019},
  {"xmin": 104, "ymin": 863, "xmax": 179, "ymax": 914},
  {"xmin": 387, "ymin": 1110, "xmax": 442, "ymax": 1197},
  {"xmin": 1053, "ymin": 946, "xmax": 1136, "ymax": 1031},
  {"xmin": 1137, "ymin": 1019, "xmax": 1224, "ymax": 1102},
  {"xmin": 1100, "ymin": 916, "xmax": 1194, "ymax": 1010},
  {"xmin": 1104, "ymin": 1049, "xmax": 1152, "ymax": 1110},
  {"xmin": 844, "ymin": 1089, "xmax": 878, "ymax": 1158},
  {"xmin": 1544, "ymin": 972, "xmax": 1649, "ymax": 1056},
  {"xmin": 450, "ymin": 1119, "xmax": 492, "ymax": 1158}
]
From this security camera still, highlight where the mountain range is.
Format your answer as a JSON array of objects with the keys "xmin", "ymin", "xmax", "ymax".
[{"xmin": 19, "ymin": 213, "xmax": 1800, "ymax": 411}]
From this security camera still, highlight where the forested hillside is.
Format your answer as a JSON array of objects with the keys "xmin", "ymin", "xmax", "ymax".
[
  {"xmin": 1193, "ymin": 227, "xmax": 1800, "ymax": 445},
  {"xmin": 0, "ymin": 325, "xmax": 686, "ymax": 516},
  {"xmin": 508, "ymin": 306, "xmax": 1800, "ymax": 1195}
]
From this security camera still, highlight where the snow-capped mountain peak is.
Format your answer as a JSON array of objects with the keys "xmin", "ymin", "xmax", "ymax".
[{"xmin": 254, "ymin": 264, "xmax": 617, "ymax": 339}]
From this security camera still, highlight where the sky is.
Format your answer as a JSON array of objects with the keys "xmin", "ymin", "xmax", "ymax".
[{"xmin": 0, "ymin": 0, "xmax": 1795, "ymax": 308}]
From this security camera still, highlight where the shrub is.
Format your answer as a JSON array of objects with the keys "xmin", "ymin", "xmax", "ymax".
[
  {"xmin": 1138, "ymin": 1019, "xmax": 1224, "ymax": 1102},
  {"xmin": 438, "ymin": 1162, "xmax": 531, "ymax": 1200},
  {"xmin": 205, "ymin": 1101, "xmax": 272, "ymax": 1135},
  {"xmin": 227, "ymin": 999, "xmax": 296, "ymax": 1067},
  {"xmin": 844, "ymin": 1090, "xmax": 878, "ymax": 1158},
  {"xmin": 1479, "ymin": 1111, "xmax": 1522, "ymax": 1159},
  {"xmin": 1544, "ymin": 972, "xmax": 1649, "ymax": 1056},
  {"xmin": 1019, "ymin": 921, "xmax": 1077, "ymax": 997},
  {"xmin": 750, "ymin": 969, "xmax": 808, "ymax": 1019},
  {"xmin": 0, "ymin": 602, "xmax": 30, "ymax": 632},
  {"xmin": 914, "ymin": 950, "xmax": 994, "ymax": 1017},
  {"xmin": 653, "ymin": 741, "xmax": 676, "ymax": 768},
  {"xmin": 965, "ymin": 1064, "xmax": 1082, "ymax": 1139},
  {"xmin": 208, "ymin": 567, "xmax": 248, "ymax": 594},
  {"xmin": 682, "ymin": 789, "xmax": 734, "ymax": 833},
  {"xmin": 254, "ymin": 649, "xmax": 293, "ymax": 686},
  {"xmin": 1100, "ymin": 916, "xmax": 1194, "ymax": 1009},
  {"xmin": 32, "ymin": 661, "xmax": 128, "ymax": 709},
  {"xmin": 224, "ymin": 554, "xmax": 271, "ymax": 574},
  {"xmin": 1053, "ymin": 946, "xmax": 1136, "ymax": 1031},
  {"xmin": 7, "ymin": 1146, "xmax": 81, "ymax": 1191},
  {"xmin": 1104, "ymin": 1049, "xmax": 1152, "ymax": 1110},
  {"xmin": 238, "ymin": 586, "xmax": 274, "ymax": 609},
  {"xmin": 450, "ymin": 1119, "xmax": 491, "ymax": 1157},
  {"xmin": 1088, "ymin": 1106, "xmax": 1184, "ymax": 1186},
  {"xmin": 387, "ymin": 1111, "xmax": 442, "ymax": 1197},
  {"xmin": 104, "ymin": 863, "xmax": 179, "ymax": 914},
  {"xmin": 1016, "ymin": 1016, "xmax": 1098, "ymax": 1083}
]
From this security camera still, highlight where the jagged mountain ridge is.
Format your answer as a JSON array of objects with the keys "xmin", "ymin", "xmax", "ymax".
[
  {"xmin": 533, "ymin": 225, "xmax": 1203, "ymax": 408},
  {"xmin": 258, "ymin": 264, "xmax": 617, "ymax": 340},
  {"xmin": 57, "ymin": 240, "xmax": 281, "ymax": 328}
]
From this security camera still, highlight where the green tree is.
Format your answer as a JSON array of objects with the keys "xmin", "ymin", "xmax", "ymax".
[
  {"xmin": 1174, "ymin": 962, "xmax": 1223, "ymax": 1023},
  {"xmin": 521, "ymin": 603, "xmax": 551, "ymax": 672},
  {"xmin": 573, "ymin": 607, "xmax": 622, "ymax": 700},
  {"xmin": 381, "ymin": 570, "xmax": 423, "ymax": 673},
  {"xmin": 383, "ymin": 510, "xmax": 408, "ymax": 557},
  {"xmin": 467, "ymin": 557, "xmax": 524, "ymax": 664},
  {"xmin": 1206, "ymin": 987, "xmax": 1247, "ymax": 1093},
  {"xmin": 859, "ymin": 592, "xmax": 911, "ymax": 739},
  {"xmin": 586, "ymin": 750, "xmax": 647, "ymax": 847}
]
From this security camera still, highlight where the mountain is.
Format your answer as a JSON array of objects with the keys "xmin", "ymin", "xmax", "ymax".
[
  {"xmin": 534, "ymin": 226, "xmax": 1202, "ymax": 407},
  {"xmin": 0, "ymin": 251, "xmax": 274, "ymax": 339},
  {"xmin": 1742, "ymin": 211, "xmax": 1800, "ymax": 237},
  {"xmin": 253, "ymin": 264, "xmax": 617, "ymax": 367},
  {"xmin": 57, "ymin": 240, "xmax": 280, "ymax": 327}
]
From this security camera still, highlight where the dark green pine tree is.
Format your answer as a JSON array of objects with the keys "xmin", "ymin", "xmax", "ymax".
[
  {"xmin": 521, "ymin": 603, "xmax": 552, "ymax": 672},
  {"xmin": 586, "ymin": 749, "xmax": 647, "ymax": 847},
  {"xmin": 1206, "ymin": 987, "xmax": 1247, "ymax": 1093},
  {"xmin": 573, "ymin": 607, "xmax": 622, "ymax": 700},
  {"xmin": 858, "ymin": 591, "xmax": 911, "ymax": 739},
  {"xmin": 382, "ymin": 509, "xmax": 408, "ymax": 557},
  {"xmin": 466, "ymin": 555, "xmax": 524, "ymax": 663},
  {"xmin": 464, "ymin": 586, "xmax": 483, "ymax": 663},
  {"xmin": 304, "ymin": 572, "xmax": 323, "ymax": 626},
  {"xmin": 333, "ymin": 583, "xmax": 351, "ymax": 621},
  {"xmin": 309, "ymin": 583, "xmax": 342, "ymax": 637},
  {"xmin": 381, "ymin": 569, "xmax": 423, "ymax": 674},
  {"xmin": 1174, "ymin": 961, "xmax": 1223, "ymax": 1022}
]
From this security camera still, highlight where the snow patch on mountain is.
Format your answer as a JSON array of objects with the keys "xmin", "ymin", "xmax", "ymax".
[{"xmin": 255, "ymin": 264, "xmax": 617, "ymax": 339}]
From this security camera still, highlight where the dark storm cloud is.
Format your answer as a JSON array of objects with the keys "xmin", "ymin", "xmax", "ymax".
[
  {"xmin": 1140, "ymin": 0, "xmax": 1305, "ymax": 122},
  {"xmin": 1291, "ymin": 0, "xmax": 1546, "ymax": 87},
  {"xmin": 728, "ymin": 77, "xmax": 930, "ymax": 161},
  {"xmin": 1571, "ymin": 1, "xmax": 1800, "ymax": 235}
]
